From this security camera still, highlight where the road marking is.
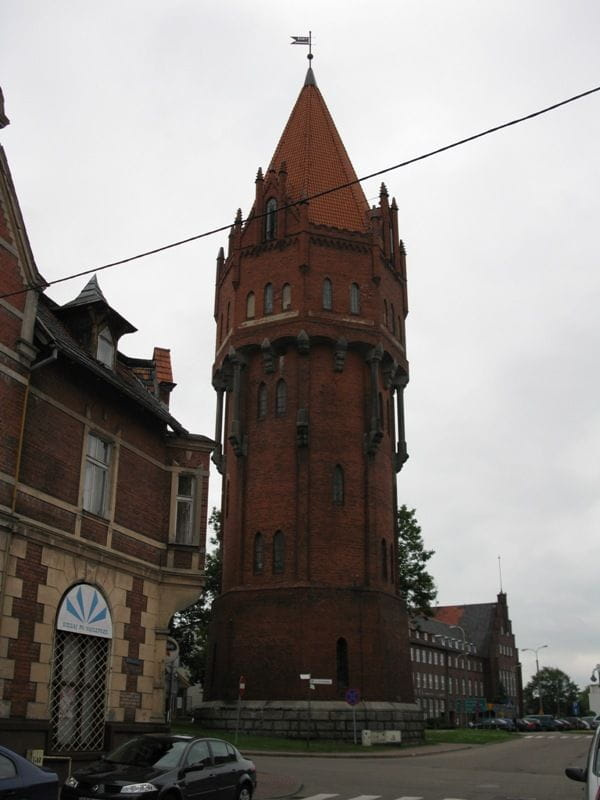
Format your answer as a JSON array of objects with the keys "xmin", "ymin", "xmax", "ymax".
[
  {"xmin": 347, "ymin": 796, "xmax": 381, "ymax": 800},
  {"xmin": 394, "ymin": 796, "xmax": 424, "ymax": 800},
  {"xmin": 300, "ymin": 795, "xmax": 339, "ymax": 800}
]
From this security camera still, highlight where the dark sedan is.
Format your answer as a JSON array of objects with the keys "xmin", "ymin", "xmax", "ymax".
[
  {"xmin": 61, "ymin": 734, "xmax": 256, "ymax": 800},
  {"xmin": 0, "ymin": 744, "xmax": 59, "ymax": 799}
]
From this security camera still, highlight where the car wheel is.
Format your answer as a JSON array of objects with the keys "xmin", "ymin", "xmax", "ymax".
[{"xmin": 237, "ymin": 783, "xmax": 252, "ymax": 800}]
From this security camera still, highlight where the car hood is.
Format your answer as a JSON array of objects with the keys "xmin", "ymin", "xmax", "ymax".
[{"xmin": 74, "ymin": 761, "xmax": 169, "ymax": 785}]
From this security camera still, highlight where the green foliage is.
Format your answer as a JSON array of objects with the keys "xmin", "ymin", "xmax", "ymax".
[
  {"xmin": 169, "ymin": 508, "xmax": 222, "ymax": 684},
  {"xmin": 396, "ymin": 505, "xmax": 437, "ymax": 616},
  {"xmin": 523, "ymin": 666, "xmax": 580, "ymax": 716}
]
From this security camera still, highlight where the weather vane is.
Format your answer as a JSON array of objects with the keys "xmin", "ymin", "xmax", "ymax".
[{"xmin": 290, "ymin": 31, "xmax": 313, "ymax": 61}]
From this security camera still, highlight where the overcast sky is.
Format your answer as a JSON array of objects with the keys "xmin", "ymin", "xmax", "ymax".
[{"xmin": 2, "ymin": 1, "xmax": 599, "ymax": 693}]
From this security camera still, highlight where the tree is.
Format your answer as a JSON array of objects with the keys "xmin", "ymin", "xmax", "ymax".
[
  {"xmin": 523, "ymin": 666, "xmax": 579, "ymax": 716},
  {"xmin": 169, "ymin": 508, "xmax": 222, "ymax": 684},
  {"xmin": 396, "ymin": 505, "xmax": 437, "ymax": 616}
]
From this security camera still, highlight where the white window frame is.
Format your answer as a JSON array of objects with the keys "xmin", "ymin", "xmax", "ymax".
[
  {"xmin": 175, "ymin": 473, "xmax": 197, "ymax": 545},
  {"xmin": 83, "ymin": 433, "xmax": 111, "ymax": 517},
  {"xmin": 96, "ymin": 327, "xmax": 115, "ymax": 369}
]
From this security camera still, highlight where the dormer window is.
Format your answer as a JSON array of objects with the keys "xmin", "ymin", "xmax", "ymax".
[
  {"xmin": 97, "ymin": 327, "xmax": 115, "ymax": 369},
  {"xmin": 265, "ymin": 198, "xmax": 277, "ymax": 241}
]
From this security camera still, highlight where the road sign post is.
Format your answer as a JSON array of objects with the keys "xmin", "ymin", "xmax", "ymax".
[
  {"xmin": 345, "ymin": 688, "xmax": 361, "ymax": 743},
  {"xmin": 300, "ymin": 674, "xmax": 332, "ymax": 747},
  {"xmin": 235, "ymin": 675, "xmax": 245, "ymax": 744}
]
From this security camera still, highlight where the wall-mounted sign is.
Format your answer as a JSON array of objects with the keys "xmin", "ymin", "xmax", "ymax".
[{"xmin": 57, "ymin": 584, "xmax": 112, "ymax": 639}]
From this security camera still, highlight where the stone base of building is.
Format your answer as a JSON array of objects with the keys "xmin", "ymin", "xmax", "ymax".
[{"xmin": 193, "ymin": 700, "xmax": 425, "ymax": 745}]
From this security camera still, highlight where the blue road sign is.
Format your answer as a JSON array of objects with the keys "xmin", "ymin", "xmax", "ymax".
[{"xmin": 345, "ymin": 688, "xmax": 360, "ymax": 706}]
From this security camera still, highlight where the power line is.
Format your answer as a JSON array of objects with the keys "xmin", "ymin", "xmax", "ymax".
[{"xmin": 1, "ymin": 83, "xmax": 599, "ymax": 302}]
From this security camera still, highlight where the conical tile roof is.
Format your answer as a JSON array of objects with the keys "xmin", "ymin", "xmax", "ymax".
[{"xmin": 267, "ymin": 67, "xmax": 369, "ymax": 232}]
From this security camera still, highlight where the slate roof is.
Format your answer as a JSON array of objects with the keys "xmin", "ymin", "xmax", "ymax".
[
  {"xmin": 36, "ymin": 297, "xmax": 189, "ymax": 435},
  {"xmin": 434, "ymin": 603, "xmax": 498, "ymax": 655},
  {"xmin": 266, "ymin": 66, "xmax": 370, "ymax": 233}
]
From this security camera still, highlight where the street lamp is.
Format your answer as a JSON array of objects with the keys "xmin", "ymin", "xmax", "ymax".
[
  {"xmin": 450, "ymin": 625, "xmax": 467, "ymax": 726},
  {"xmin": 590, "ymin": 664, "xmax": 600, "ymax": 683},
  {"xmin": 522, "ymin": 644, "xmax": 548, "ymax": 714}
]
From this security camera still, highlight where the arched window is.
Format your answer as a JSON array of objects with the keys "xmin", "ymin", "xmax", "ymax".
[
  {"xmin": 265, "ymin": 198, "xmax": 277, "ymax": 240},
  {"xmin": 333, "ymin": 464, "xmax": 344, "ymax": 505},
  {"xmin": 253, "ymin": 532, "xmax": 264, "ymax": 573},
  {"xmin": 282, "ymin": 283, "xmax": 291, "ymax": 311},
  {"xmin": 391, "ymin": 303, "xmax": 396, "ymax": 336},
  {"xmin": 336, "ymin": 638, "xmax": 349, "ymax": 689},
  {"xmin": 49, "ymin": 584, "xmax": 112, "ymax": 753},
  {"xmin": 273, "ymin": 530, "xmax": 284, "ymax": 574},
  {"xmin": 275, "ymin": 379, "xmax": 287, "ymax": 416},
  {"xmin": 322, "ymin": 278, "xmax": 333, "ymax": 310},
  {"xmin": 246, "ymin": 292, "xmax": 255, "ymax": 319},
  {"xmin": 381, "ymin": 538, "xmax": 388, "ymax": 580},
  {"xmin": 383, "ymin": 299, "xmax": 388, "ymax": 328},
  {"xmin": 257, "ymin": 382, "xmax": 267, "ymax": 419},
  {"xmin": 264, "ymin": 283, "xmax": 273, "ymax": 315},
  {"xmin": 350, "ymin": 282, "xmax": 360, "ymax": 314}
]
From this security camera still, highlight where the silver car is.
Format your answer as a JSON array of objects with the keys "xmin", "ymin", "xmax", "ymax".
[{"xmin": 566, "ymin": 720, "xmax": 600, "ymax": 798}]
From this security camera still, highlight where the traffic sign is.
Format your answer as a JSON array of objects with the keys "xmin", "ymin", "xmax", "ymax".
[
  {"xmin": 310, "ymin": 678, "xmax": 332, "ymax": 685},
  {"xmin": 345, "ymin": 688, "xmax": 360, "ymax": 706}
]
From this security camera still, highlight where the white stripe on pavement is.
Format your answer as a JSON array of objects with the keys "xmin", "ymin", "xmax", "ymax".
[
  {"xmin": 347, "ymin": 796, "xmax": 381, "ymax": 800},
  {"xmin": 395, "ymin": 796, "xmax": 424, "ymax": 800},
  {"xmin": 300, "ymin": 795, "xmax": 339, "ymax": 800}
]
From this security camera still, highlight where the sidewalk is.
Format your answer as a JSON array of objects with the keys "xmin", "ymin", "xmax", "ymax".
[{"xmin": 252, "ymin": 743, "xmax": 474, "ymax": 799}]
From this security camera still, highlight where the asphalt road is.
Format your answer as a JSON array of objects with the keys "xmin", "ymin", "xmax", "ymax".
[{"xmin": 252, "ymin": 733, "xmax": 591, "ymax": 800}]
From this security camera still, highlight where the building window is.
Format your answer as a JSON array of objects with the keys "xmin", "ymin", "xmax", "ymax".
[
  {"xmin": 275, "ymin": 379, "xmax": 287, "ymax": 416},
  {"xmin": 83, "ymin": 434, "xmax": 111, "ymax": 517},
  {"xmin": 97, "ymin": 327, "xmax": 114, "ymax": 369},
  {"xmin": 273, "ymin": 530, "xmax": 284, "ymax": 574},
  {"xmin": 264, "ymin": 283, "xmax": 274, "ymax": 315},
  {"xmin": 246, "ymin": 292, "xmax": 255, "ymax": 319},
  {"xmin": 282, "ymin": 283, "xmax": 291, "ymax": 310},
  {"xmin": 322, "ymin": 278, "xmax": 333, "ymax": 310},
  {"xmin": 333, "ymin": 464, "xmax": 344, "ymax": 505},
  {"xmin": 336, "ymin": 638, "xmax": 349, "ymax": 689},
  {"xmin": 253, "ymin": 532, "xmax": 264, "ymax": 573},
  {"xmin": 383, "ymin": 299, "xmax": 388, "ymax": 328},
  {"xmin": 265, "ymin": 198, "xmax": 277, "ymax": 240},
  {"xmin": 381, "ymin": 539, "xmax": 387, "ymax": 580},
  {"xmin": 350, "ymin": 282, "xmax": 360, "ymax": 314},
  {"xmin": 258, "ymin": 382, "xmax": 267, "ymax": 419},
  {"xmin": 175, "ymin": 474, "xmax": 196, "ymax": 544}
]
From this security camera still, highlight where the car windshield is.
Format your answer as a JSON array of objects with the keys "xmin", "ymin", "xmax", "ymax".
[{"xmin": 105, "ymin": 737, "xmax": 188, "ymax": 769}]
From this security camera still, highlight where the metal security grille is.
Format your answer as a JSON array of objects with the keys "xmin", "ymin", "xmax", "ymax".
[{"xmin": 49, "ymin": 630, "xmax": 109, "ymax": 752}]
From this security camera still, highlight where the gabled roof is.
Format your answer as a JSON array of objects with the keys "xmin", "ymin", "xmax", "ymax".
[
  {"xmin": 59, "ymin": 275, "xmax": 136, "ymax": 337},
  {"xmin": 267, "ymin": 66, "xmax": 369, "ymax": 232},
  {"xmin": 433, "ymin": 603, "xmax": 499, "ymax": 655},
  {"xmin": 36, "ymin": 297, "xmax": 189, "ymax": 435}
]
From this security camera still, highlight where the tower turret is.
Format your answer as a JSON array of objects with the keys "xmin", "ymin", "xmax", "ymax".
[{"xmin": 202, "ymin": 64, "xmax": 420, "ymax": 741}]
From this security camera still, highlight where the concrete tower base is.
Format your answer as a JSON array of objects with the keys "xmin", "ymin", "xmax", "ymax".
[{"xmin": 192, "ymin": 700, "xmax": 425, "ymax": 745}]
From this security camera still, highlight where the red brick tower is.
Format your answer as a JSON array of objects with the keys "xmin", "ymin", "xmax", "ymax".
[{"xmin": 204, "ymin": 64, "xmax": 417, "ymax": 736}]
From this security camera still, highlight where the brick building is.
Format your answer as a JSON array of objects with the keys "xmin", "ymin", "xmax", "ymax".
[
  {"xmin": 410, "ymin": 593, "xmax": 522, "ymax": 724},
  {"xmin": 0, "ymin": 103, "xmax": 212, "ymax": 758},
  {"xmin": 197, "ymin": 63, "xmax": 422, "ymax": 741}
]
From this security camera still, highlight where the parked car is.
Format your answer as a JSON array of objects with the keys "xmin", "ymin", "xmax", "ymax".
[
  {"xmin": 515, "ymin": 718, "xmax": 538, "ymax": 731},
  {"xmin": 565, "ymin": 716, "xmax": 591, "ymax": 730},
  {"xmin": 0, "ymin": 744, "xmax": 59, "ymax": 799},
  {"xmin": 472, "ymin": 717, "xmax": 514, "ymax": 731},
  {"xmin": 61, "ymin": 734, "xmax": 257, "ymax": 800},
  {"xmin": 582, "ymin": 716, "xmax": 599, "ymax": 729},
  {"xmin": 554, "ymin": 718, "xmax": 571, "ymax": 730},
  {"xmin": 524, "ymin": 714, "xmax": 557, "ymax": 731},
  {"xmin": 566, "ymin": 718, "xmax": 600, "ymax": 798}
]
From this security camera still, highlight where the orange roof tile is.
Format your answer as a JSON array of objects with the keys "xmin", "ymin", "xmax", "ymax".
[
  {"xmin": 268, "ymin": 68, "xmax": 369, "ymax": 233},
  {"xmin": 153, "ymin": 347, "xmax": 173, "ymax": 383}
]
